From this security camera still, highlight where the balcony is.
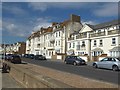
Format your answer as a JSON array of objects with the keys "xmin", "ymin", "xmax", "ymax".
[
  {"xmin": 50, "ymin": 38, "xmax": 55, "ymax": 43},
  {"xmin": 108, "ymin": 29, "xmax": 120, "ymax": 35},
  {"xmin": 90, "ymin": 32, "xmax": 106, "ymax": 37},
  {"xmin": 46, "ymin": 46, "xmax": 55, "ymax": 50},
  {"xmin": 76, "ymin": 34, "xmax": 87, "ymax": 39},
  {"xmin": 68, "ymin": 37, "xmax": 74, "ymax": 41}
]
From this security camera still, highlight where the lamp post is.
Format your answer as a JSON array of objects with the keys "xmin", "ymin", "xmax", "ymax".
[{"xmin": 3, "ymin": 43, "xmax": 6, "ymax": 62}]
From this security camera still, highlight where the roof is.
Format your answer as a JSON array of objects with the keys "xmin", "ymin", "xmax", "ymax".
[
  {"xmin": 87, "ymin": 20, "xmax": 119, "ymax": 30},
  {"xmin": 109, "ymin": 46, "xmax": 120, "ymax": 52},
  {"xmin": 70, "ymin": 30, "xmax": 80, "ymax": 35},
  {"xmin": 28, "ymin": 27, "xmax": 53, "ymax": 39},
  {"xmin": 92, "ymin": 48, "xmax": 103, "ymax": 52}
]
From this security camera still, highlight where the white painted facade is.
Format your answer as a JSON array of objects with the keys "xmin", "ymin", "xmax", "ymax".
[
  {"xmin": 67, "ymin": 20, "xmax": 120, "ymax": 61},
  {"xmin": 26, "ymin": 14, "xmax": 82, "ymax": 59}
]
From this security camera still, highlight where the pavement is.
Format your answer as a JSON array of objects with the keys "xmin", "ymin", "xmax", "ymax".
[
  {"xmin": 1, "ymin": 71, "xmax": 23, "ymax": 88},
  {"xmin": 0, "ymin": 60, "xmax": 23, "ymax": 89}
]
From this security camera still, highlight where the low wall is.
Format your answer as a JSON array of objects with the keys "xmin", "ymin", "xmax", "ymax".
[
  {"xmin": 5, "ymin": 61, "xmax": 72, "ymax": 88},
  {"xmin": 57, "ymin": 55, "xmax": 62, "ymax": 60},
  {"xmin": 99, "ymin": 57, "xmax": 106, "ymax": 61}
]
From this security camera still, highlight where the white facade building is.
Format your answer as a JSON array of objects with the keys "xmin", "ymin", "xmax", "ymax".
[
  {"xmin": 67, "ymin": 20, "xmax": 120, "ymax": 61},
  {"xmin": 26, "ymin": 14, "xmax": 82, "ymax": 60},
  {"xmin": 26, "ymin": 14, "xmax": 120, "ymax": 61}
]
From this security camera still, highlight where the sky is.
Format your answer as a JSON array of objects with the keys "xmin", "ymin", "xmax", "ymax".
[{"xmin": 1, "ymin": 2, "xmax": 118, "ymax": 44}]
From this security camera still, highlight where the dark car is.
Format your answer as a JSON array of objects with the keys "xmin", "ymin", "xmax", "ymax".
[
  {"xmin": 0, "ymin": 54, "xmax": 5, "ymax": 59},
  {"xmin": 64, "ymin": 56, "xmax": 86, "ymax": 66},
  {"xmin": 28, "ymin": 54, "xmax": 35, "ymax": 59},
  {"xmin": 23, "ymin": 54, "xmax": 29, "ymax": 58},
  {"xmin": 10, "ymin": 55, "xmax": 21, "ymax": 64},
  {"xmin": 34, "ymin": 55, "xmax": 46, "ymax": 60},
  {"xmin": 5, "ymin": 54, "xmax": 13, "ymax": 60}
]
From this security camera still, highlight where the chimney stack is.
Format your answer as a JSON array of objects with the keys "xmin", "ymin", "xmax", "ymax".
[{"xmin": 70, "ymin": 14, "xmax": 81, "ymax": 23}]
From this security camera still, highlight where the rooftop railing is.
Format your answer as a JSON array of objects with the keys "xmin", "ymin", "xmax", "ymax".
[
  {"xmin": 108, "ymin": 29, "xmax": 120, "ymax": 35},
  {"xmin": 90, "ymin": 32, "xmax": 106, "ymax": 37},
  {"xmin": 76, "ymin": 34, "xmax": 87, "ymax": 39}
]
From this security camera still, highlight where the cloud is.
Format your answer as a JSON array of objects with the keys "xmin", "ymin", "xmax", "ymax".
[
  {"xmin": 28, "ymin": 2, "xmax": 92, "ymax": 12},
  {"xmin": 28, "ymin": 2, "xmax": 48, "ymax": 11},
  {"xmin": 6, "ymin": 24, "xmax": 16, "ymax": 31},
  {"xmin": 2, "ymin": 18, "xmax": 31, "ymax": 37},
  {"xmin": 2, "ymin": 17, "xmax": 52, "ymax": 37},
  {"xmin": 3, "ymin": 4, "xmax": 27, "ymax": 16},
  {"xmin": 0, "ymin": 20, "xmax": 1, "ymax": 27},
  {"xmin": 33, "ymin": 17, "xmax": 51, "ymax": 31},
  {"xmin": 93, "ymin": 3, "xmax": 118, "ymax": 17},
  {"xmin": 82, "ymin": 20, "xmax": 97, "ymax": 25}
]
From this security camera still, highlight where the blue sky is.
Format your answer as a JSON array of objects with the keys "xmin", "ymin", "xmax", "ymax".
[{"xmin": 1, "ymin": 2, "xmax": 118, "ymax": 44}]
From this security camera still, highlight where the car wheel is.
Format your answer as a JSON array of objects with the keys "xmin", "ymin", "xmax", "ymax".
[
  {"xmin": 73, "ymin": 62, "xmax": 77, "ymax": 66},
  {"xmin": 93, "ymin": 63, "xmax": 98, "ymax": 68},
  {"xmin": 112, "ymin": 65, "xmax": 119, "ymax": 71}
]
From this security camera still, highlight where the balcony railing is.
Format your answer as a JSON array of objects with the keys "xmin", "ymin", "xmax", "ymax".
[
  {"xmin": 76, "ymin": 34, "xmax": 87, "ymax": 39},
  {"xmin": 108, "ymin": 29, "xmax": 120, "ymax": 35},
  {"xmin": 50, "ymin": 38, "xmax": 55, "ymax": 43},
  {"xmin": 90, "ymin": 32, "xmax": 106, "ymax": 37},
  {"xmin": 68, "ymin": 37, "xmax": 74, "ymax": 41}
]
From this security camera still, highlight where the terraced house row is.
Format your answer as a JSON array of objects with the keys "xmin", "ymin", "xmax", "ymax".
[
  {"xmin": 26, "ymin": 14, "xmax": 120, "ymax": 61},
  {"xmin": 0, "ymin": 42, "xmax": 26, "ymax": 55}
]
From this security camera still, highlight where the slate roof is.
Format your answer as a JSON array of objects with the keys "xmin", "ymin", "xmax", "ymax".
[{"xmin": 87, "ymin": 20, "xmax": 119, "ymax": 30}]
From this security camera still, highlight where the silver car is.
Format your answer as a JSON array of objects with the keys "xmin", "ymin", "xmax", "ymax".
[{"xmin": 93, "ymin": 57, "xmax": 120, "ymax": 71}]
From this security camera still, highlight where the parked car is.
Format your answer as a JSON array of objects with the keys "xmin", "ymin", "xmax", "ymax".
[
  {"xmin": 34, "ymin": 55, "xmax": 46, "ymax": 60},
  {"xmin": 28, "ymin": 54, "xmax": 35, "ymax": 59},
  {"xmin": 10, "ymin": 55, "xmax": 21, "ymax": 64},
  {"xmin": 93, "ymin": 57, "xmax": 120, "ymax": 71},
  {"xmin": 5, "ymin": 54, "xmax": 13, "ymax": 60},
  {"xmin": 0, "ymin": 54, "xmax": 4, "ymax": 59},
  {"xmin": 23, "ymin": 54, "xmax": 29, "ymax": 58},
  {"xmin": 64, "ymin": 56, "xmax": 86, "ymax": 65}
]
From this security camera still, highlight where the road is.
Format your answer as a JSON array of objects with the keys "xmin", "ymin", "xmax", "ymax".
[{"xmin": 22, "ymin": 58, "xmax": 119, "ymax": 85}]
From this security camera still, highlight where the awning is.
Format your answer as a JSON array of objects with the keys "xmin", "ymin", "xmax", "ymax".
[
  {"xmin": 92, "ymin": 48, "xmax": 103, "ymax": 52},
  {"xmin": 109, "ymin": 46, "xmax": 120, "ymax": 52}
]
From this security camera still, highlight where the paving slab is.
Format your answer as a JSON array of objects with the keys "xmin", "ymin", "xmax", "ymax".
[{"xmin": 2, "ymin": 73, "xmax": 23, "ymax": 88}]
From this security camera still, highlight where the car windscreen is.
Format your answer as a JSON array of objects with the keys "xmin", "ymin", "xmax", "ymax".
[{"xmin": 77, "ymin": 56, "xmax": 83, "ymax": 61}]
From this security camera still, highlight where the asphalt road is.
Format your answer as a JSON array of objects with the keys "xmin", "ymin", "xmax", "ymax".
[{"xmin": 22, "ymin": 58, "xmax": 119, "ymax": 85}]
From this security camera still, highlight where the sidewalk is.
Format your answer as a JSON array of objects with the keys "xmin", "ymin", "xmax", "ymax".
[
  {"xmin": 0, "ymin": 60, "xmax": 23, "ymax": 89},
  {"xmin": 2, "ymin": 72, "xmax": 24, "ymax": 88}
]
